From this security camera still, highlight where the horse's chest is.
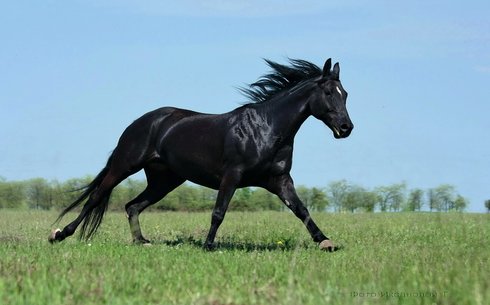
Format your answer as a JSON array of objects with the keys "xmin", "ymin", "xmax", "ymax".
[
  {"xmin": 268, "ymin": 145, "xmax": 293, "ymax": 174},
  {"xmin": 244, "ymin": 145, "xmax": 292, "ymax": 177}
]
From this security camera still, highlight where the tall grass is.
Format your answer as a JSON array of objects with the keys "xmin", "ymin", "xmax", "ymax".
[{"xmin": 0, "ymin": 210, "xmax": 488, "ymax": 305}]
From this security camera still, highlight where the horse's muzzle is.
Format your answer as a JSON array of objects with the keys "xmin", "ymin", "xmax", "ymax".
[{"xmin": 332, "ymin": 122, "xmax": 353, "ymax": 139}]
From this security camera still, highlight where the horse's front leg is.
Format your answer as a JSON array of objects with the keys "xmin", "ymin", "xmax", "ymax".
[
  {"xmin": 204, "ymin": 169, "xmax": 242, "ymax": 250},
  {"xmin": 268, "ymin": 174, "xmax": 335, "ymax": 251}
]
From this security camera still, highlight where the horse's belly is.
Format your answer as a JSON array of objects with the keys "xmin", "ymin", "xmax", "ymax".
[{"xmin": 163, "ymin": 152, "xmax": 223, "ymax": 190}]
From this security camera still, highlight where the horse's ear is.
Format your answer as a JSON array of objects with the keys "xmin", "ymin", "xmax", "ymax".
[
  {"xmin": 332, "ymin": 62, "xmax": 340, "ymax": 79},
  {"xmin": 322, "ymin": 58, "xmax": 332, "ymax": 77}
]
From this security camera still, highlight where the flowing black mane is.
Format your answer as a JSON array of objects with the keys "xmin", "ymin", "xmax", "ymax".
[{"xmin": 240, "ymin": 58, "xmax": 322, "ymax": 103}]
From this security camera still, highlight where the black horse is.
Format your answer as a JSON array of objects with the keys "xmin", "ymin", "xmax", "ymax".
[{"xmin": 49, "ymin": 58, "xmax": 353, "ymax": 251}]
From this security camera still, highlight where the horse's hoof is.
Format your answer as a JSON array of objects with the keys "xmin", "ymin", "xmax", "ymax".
[
  {"xmin": 48, "ymin": 228, "xmax": 61, "ymax": 244},
  {"xmin": 133, "ymin": 238, "xmax": 152, "ymax": 245},
  {"xmin": 203, "ymin": 242, "xmax": 215, "ymax": 251},
  {"xmin": 319, "ymin": 239, "xmax": 336, "ymax": 252}
]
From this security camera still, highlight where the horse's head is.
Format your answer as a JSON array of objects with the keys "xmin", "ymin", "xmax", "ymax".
[{"xmin": 309, "ymin": 58, "xmax": 353, "ymax": 139}]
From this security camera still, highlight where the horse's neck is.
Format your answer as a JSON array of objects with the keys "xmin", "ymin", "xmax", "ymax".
[{"xmin": 260, "ymin": 92, "xmax": 311, "ymax": 141}]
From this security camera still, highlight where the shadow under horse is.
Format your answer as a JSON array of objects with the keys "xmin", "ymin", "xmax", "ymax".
[{"xmin": 49, "ymin": 58, "xmax": 354, "ymax": 252}]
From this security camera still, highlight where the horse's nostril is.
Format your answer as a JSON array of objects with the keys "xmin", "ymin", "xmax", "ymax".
[{"xmin": 340, "ymin": 123, "xmax": 350, "ymax": 131}]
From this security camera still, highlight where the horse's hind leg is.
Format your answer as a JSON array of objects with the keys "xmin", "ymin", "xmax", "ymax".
[
  {"xmin": 51, "ymin": 169, "xmax": 127, "ymax": 242},
  {"xmin": 125, "ymin": 165, "xmax": 185, "ymax": 244}
]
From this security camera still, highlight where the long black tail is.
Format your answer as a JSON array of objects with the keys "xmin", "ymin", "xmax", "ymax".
[{"xmin": 56, "ymin": 154, "xmax": 114, "ymax": 240}]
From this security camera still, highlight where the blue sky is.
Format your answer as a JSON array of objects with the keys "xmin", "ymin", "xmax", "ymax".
[{"xmin": 1, "ymin": 1, "xmax": 489, "ymax": 212}]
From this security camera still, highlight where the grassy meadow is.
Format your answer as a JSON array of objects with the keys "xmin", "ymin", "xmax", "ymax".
[{"xmin": 0, "ymin": 210, "xmax": 488, "ymax": 305}]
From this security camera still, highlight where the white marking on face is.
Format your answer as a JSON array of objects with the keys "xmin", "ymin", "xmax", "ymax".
[{"xmin": 336, "ymin": 86, "xmax": 342, "ymax": 96}]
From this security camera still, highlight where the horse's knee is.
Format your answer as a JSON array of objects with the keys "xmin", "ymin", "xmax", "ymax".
[
  {"xmin": 289, "ymin": 202, "xmax": 309, "ymax": 217},
  {"xmin": 211, "ymin": 210, "xmax": 225, "ymax": 225},
  {"xmin": 125, "ymin": 202, "xmax": 142, "ymax": 219}
]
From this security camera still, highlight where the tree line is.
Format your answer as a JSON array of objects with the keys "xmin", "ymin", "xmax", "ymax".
[{"xmin": 0, "ymin": 177, "xmax": 471, "ymax": 212}]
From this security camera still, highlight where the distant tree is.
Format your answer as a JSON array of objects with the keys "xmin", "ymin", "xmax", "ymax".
[
  {"xmin": 426, "ymin": 185, "xmax": 468, "ymax": 212},
  {"xmin": 25, "ymin": 178, "xmax": 53, "ymax": 210},
  {"xmin": 250, "ymin": 188, "xmax": 282, "ymax": 211},
  {"xmin": 342, "ymin": 186, "xmax": 361, "ymax": 213},
  {"xmin": 485, "ymin": 200, "xmax": 490, "ymax": 213},
  {"xmin": 296, "ymin": 186, "xmax": 329, "ymax": 212},
  {"xmin": 197, "ymin": 187, "xmax": 217, "ymax": 210},
  {"xmin": 360, "ymin": 190, "xmax": 379, "ymax": 212},
  {"xmin": 0, "ymin": 179, "xmax": 25, "ymax": 208},
  {"xmin": 54, "ymin": 177, "xmax": 94, "ymax": 210},
  {"xmin": 177, "ymin": 184, "xmax": 200, "ymax": 210},
  {"xmin": 342, "ymin": 185, "xmax": 376, "ymax": 213},
  {"xmin": 110, "ymin": 178, "xmax": 146, "ymax": 210},
  {"xmin": 432, "ymin": 184, "xmax": 456, "ymax": 212},
  {"xmin": 296, "ymin": 185, "xmax": 312, "ymax": 209},
  {"xmin": 406, "ymin": 189, "xmax": 424, "ymax": 211},
  {"xmin": 326, "ymin": 180, "xmax": 350, "ymax": 212},
  {"xmin": 453, "ymin": 195, "xmax": 467, "ymax": 212},
  {"xmin": 125, "ymin": 178, "xmax": 146, "ymax": 202},
  {"xmin": 437, "ymin": 184, "xmax": 456, "ymax": 211},
  {"xmin": 156, "ymin": 187, "xmax": 179, "ymax": 210},
  {"xmin": 49, "ymin": 180, "xmax": 65, "ymax": 209},
  {"xmin": 375, "ymin": 183, "xmax": 406, "ymax": 212},
  {"xmin": 310, "ymin": 187, "xmax": 329, "ymax": 212},
  {"xmin": 427, "ymin": 189, "xmax": 437, "ymax": 212},
  {"xmin": 231, "ymin": 187, "xmax": 254, "ymax": 211}
]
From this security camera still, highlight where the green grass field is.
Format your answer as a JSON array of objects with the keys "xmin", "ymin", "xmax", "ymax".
[{"xmin": 0, "ymin": 210, "xmax": 488, "ymax": 305}]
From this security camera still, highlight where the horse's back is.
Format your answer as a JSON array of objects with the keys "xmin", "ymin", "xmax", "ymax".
[{"xmin": 109, "ymin": 107, "xmax": 202, "ymax": 171}]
